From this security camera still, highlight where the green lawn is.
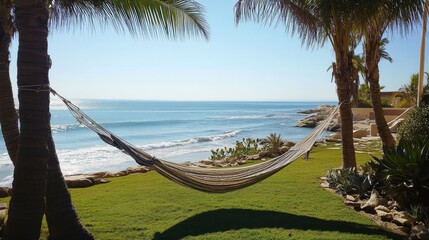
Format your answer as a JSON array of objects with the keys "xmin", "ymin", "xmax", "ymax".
[{"xmin": 2, "ymin": 142, "xmax": 400, "ymax": 239}]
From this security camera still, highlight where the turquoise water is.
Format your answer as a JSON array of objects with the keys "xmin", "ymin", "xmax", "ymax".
[{"xmin": 0, "ymin": 98, "xmax": 334, "ymax": 186}]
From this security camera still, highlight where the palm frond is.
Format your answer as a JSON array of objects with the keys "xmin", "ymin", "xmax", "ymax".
[
  {"xmin": 234, "ymin": 0, "xmax": 326, "ymax": 48},
  {"xmin": 49, "ymin": 0, "xmax": 209, "ymax": 40},
  {"xmin": 385, "ymin": 0, "xmax": 423, "ymax": 36},
  {"xmin": 379, "ymin": 38, "xmax": 393, "ymax": 63}
]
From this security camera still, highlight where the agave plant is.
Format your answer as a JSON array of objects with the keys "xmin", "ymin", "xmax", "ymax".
[
  {"xmin": 371, "ymin": 139, "xmax": 429, "ymax": 210},
  {"xmin": 326, "ymin": 167, "xmax": 375, "ymax": 198}
]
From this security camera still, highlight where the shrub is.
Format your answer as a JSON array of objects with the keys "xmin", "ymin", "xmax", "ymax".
[
  {"xmin": 408, "ymin": 205, "xmax": 429, "ymax": 227},
  {"xmin": 381, "ymin": 99, "xmax": 392, "ymax": 108},
  {"xmin": 397, "ymin": 105, "xmax": 429, "ymax": 145},
  {"xmin": 209, "ymin": 137, "xmax": 260, "ymax": 161},
  {"xmin": 265, "ymin": 133, "xmax": 283, "ymax": 151},
  {"xmin": 358, "ymin": 99, "xmax": 372, "ymax": 108},
  {"xmin": 326, "ymin": 168, "xmax": 375, "ymax": 198},
  {"xmin": 370, "ymin": 140, "xmax": 429, "ymax": 210}
]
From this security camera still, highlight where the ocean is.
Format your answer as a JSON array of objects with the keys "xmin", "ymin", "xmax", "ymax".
[{"xmin": 0, "ymin": 98, "xmax": 334, "ymax": 187}]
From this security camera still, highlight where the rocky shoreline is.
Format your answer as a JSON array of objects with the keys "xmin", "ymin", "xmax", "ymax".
[{"xmin": 295, "ymin": 104, "xmax": 341, "ymax": 131}]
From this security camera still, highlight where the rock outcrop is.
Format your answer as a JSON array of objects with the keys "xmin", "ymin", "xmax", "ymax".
[
  {"xmin": 65, "ymin": 166, "xmax": 152, "ymax": 188},
  {"xmin": 296, "ymin": 105, "xmax": 340, "ymax": 131}
]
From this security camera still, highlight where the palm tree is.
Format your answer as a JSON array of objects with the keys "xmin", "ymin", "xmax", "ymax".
[
  {"xmin": 3, "ymin": 0, "xmax": 209, "ymax": 239},
  {"xmin": 418, "ymin": 0, "xmax": 429, "ymax": 106},
  {"xmin": 235, "ymin": 0, "xmax": 384, "ymax": 169},
  {"xmin": 0, "ymin": 0, "xmax": 19, "ymax": 166},
  {"xmin": 397, "ymin": 73, "xmax": 429, "ymax": 106},
  {"xmin": 363, "ymin": 1, "xmax": 422, "ymax": 148},
  {"xmin": 327, "ymin": 48, "xmax": 363, "ymax": 108}
]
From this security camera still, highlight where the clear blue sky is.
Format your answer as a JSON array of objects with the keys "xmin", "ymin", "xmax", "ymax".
[{"xmin": 8, "ymin": 0, "xmax": 428, "ymax": 101}]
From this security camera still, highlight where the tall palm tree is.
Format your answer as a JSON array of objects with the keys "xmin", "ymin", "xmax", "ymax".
[
  {"xmin": 0, "ymin": 0, "xmax": 18, "ymax": 166},
  {"xmin": 363, "ymin": 1, "xmax": 422, "ymax": 148},
  {"xmin": 3, "ymin": 0, "xmax": 209, "ymax": 239},
  {"xmin": 235, "ymin": 0, "xmax": 382, "ymax": 169},
  {"xmin": 418, "ymin": 0, "xmax": 428, "ymax": 106}
]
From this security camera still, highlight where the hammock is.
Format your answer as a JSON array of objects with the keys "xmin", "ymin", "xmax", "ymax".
[
  {"xmin": 387, "ymin": 108, "xmax": 410, "ymax": 132},
  {"xmin": 50, "ymin": 88, "xmax": 339, "ymax": 193}
]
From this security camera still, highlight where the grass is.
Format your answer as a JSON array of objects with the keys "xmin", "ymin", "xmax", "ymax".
[{"xmin": 2, "ymin": 141, "xmax": 400, "ymax": 239}]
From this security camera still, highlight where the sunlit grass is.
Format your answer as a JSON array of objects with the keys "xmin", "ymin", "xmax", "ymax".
[{"xmin": 1, "ymin": 143, "xmax": 400, "ymax": 239}]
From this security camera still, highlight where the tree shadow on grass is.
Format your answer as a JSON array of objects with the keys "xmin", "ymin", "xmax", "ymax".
[{"xmin": 153, "ymin": 208, "xmax": 401, "ymax": 240}]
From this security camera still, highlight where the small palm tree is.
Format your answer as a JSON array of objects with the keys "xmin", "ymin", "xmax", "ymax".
[
  {"xmin": 3, "ymin": 0, "xmax": 209, "ymax": 239},
  {"xmin": 266, "ymin": 133, "xmax": 283, "ymax": 151},
  {"xmin": 397, "ymin": 73, "xmax": 429, "ymax": 107}
]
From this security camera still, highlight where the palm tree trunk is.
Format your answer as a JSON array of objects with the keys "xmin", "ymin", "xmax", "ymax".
[
  {"xmin": 418, "ymin": 0, "xmax": 428, "ymax": 107},
  {"xmin": 365, "ymin": 37, "xmax": 396, "ymax": 148},
  {"xmin": 351, "ymin": 65, "xmax": 359, "ymax": 108},
  {"xmin": 333, "ymin": 49, "xmax": 357, "ymax": 169},
  {"xmin": 45, "ymin": 131, "xmax": 94, "ymax": 240},
  {"xmin": 0, "ymin": 10, "xmax": 19, "ymax": 165},
  {"xmin": 4, "ymin": 4, "xmax": 50, "ymax": 239}
]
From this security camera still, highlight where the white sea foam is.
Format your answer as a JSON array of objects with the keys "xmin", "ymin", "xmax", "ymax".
[
  {"xmin": 0, "ymin": 130, "xmax": 240, "ymax": 187},
  {"xmin": 51, "ymin": 123, "xmax": 86, "ymax": 133},
  {"xmin": 141, "ymin": 130, "xmax": 240, "ymax": 150}
]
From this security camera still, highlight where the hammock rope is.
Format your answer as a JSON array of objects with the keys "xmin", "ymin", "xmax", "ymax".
[{"xmin": 50, "ymin": 88, "xmax": 339, "ymax": 193}]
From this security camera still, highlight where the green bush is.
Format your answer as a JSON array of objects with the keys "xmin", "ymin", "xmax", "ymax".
[
  {"xmin": 398, "ymin": 105, "xmax": 429, "ymax": 145},
  {"xmin": 370, "ymin": 140, "xmax": 429, "ymax": 210},
  {"xmin": 381, "ymin": 99, "xmax": 392, "ymax": 108},
  {"xmin": 210, "ymin": 137, "xmax": 260, "ymax": 161},
  {"xmin": 358, "ymin": 99, "xmax": 372, "ymax": 108},
  {"xmin": 326, "ymin": 168, "xmax": 375, "ymax": 198},
  {"xmin": 265, "ymin": 133, "xmax": 283, "ymax": 151}
]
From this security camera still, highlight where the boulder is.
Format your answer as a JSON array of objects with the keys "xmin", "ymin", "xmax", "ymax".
[
  {"xmin": 295, "ymin": 119, "xmax": 317, "ymax": 128},
  {"xmin": 115, "ymin": 170, "xmax": 129, "ymax": 177},
  {"xmin": 296, "ymin": 105, "xmax": 337, "ymax": 128},
  {"xmin": 65, "ymin": 175, "xmax": 94, "ymax": 188},
  {"xmin": 199, "ymin": 160, "xmax": 214, "ymax": 165},
  {"xmin": 320, "ymin": 182, "xmax": 330, "ymax": 188},
  {"xmin": 345, "ymin": 195, "xmax": 357, "ymax": 202},
  {"xmin": 94, "ymin": 178, "xmax": 110, "ymax": 184},
  {"xmin": 283, "ymin": 141, "xmax": 296, "ymax": 147},
  {"xmin": 327, "ymin": 122, "xmax": 341, "ymax": 132},
  {"xmin": 297, "ymin": 105, "xmax": 335, "ymax": 114},
  {"xmin": 125, "ymin": 166, "xmax": 151, "ymax": 174},
  {"xmin": 197, "ymin": 163, "xmax": 211, "ymax": 168},
  {"xmin": 245, "ymin": 154, "xmax": 260, "ymax": 161},
  {"xmin": 392, "ymin": 217, "xmax": 413, "ymax": 228},
  {"xmin": 259, "ymin": 149, "xmax": 281, "ymax": 158},
  {"xmin": 280, "ymin": 146, "xmax": 290, "ymax": 153},
  {"xmin": 329, "ymin": 132, "xmax": 342, "ymax": 140},
  {"xmin": 374, "ymin": 205, "xmax": 390, "ymax": 213},
  {"xmin": 353, "ymin": 129, "xmax": 369, "ymax": 138},
  {"xmin": 360, "ymin": 189, "xmax": 381, "ymax": 211},
  {"xmin": 237, "ymin": 160, "xmax": 247, "ymax": 165},
  {"xmin": 344, "ymin": 200, "xmax": 361, "ymax": 208},
  {"xmin": 387, "ymin": 200, "xmax": 400, "ymax": 210},
  {"xmin": 91, "ymin": 171, "xmax": 110, "ymax": 178},
  {"xmin": 375, "ymin": 206, "xmax": 393, "ymax": 221},
  {"xmin": 392, "ymin": 211, "xmax": 416, "ymax": 227},
  {"xmin": 410, "ymin": 223, "xmax": 429, "ymax": 240}
]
